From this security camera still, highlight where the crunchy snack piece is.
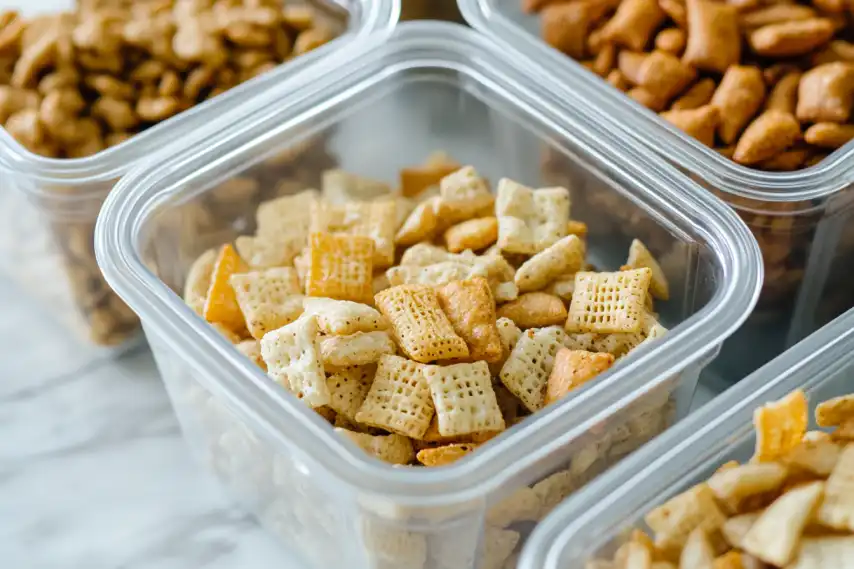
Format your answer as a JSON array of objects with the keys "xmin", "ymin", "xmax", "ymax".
[
  {"xmin": 711, "ymin": 66, "xmax": 766, "ymax": 145},
  {"xmin": 234, "ymin": 233, "xmax": 303, "ymax": 270},
  {"xmin": 375, "ymin": 284, "xmax": 470, "ymax": 363},
  {"xmin": 816, "ymin": 444, "xmax": 854, "ymax": 531},
  {"xmin": 231, "ymin": 267, "xmax": 302, "ymax": 339},
  {"xmin": 319, "ymin": 331, "xmax": 395, "ymax": 368},
  {"xmin": 444, "ymin": 217, "xmax": 499, "ymax": 253},
  {"xmin": 416, "ymin": 443, "xmax": 479, "ymax": 466},
  {"xmin": 602, "ymin": 0, "xmax": 666, "ymax": 51},
  {"xmin": 645, "ymin": 483, "xmax": 728, "ymax": 554},
  {"xmin": 256, "ymin": 190, "xmax": 318, "ymax": 241},
  {"xmin": 545, "ymin": 348, "xmax": 615, "ymax": 405},
  {"xmin": 671, "ymin": 78, "xmax": 716, "ymax": 111},
  {"xmin": 749, "ymin": 18, "xmax": 835, "ymax": 57},
  {"xmin": 311, "ymin": 199, "xmax": 396, "ymax": 268},
  {"xmin": 321, "ymin": 169, "xmax": 391, "ymax": 204},
  {"xmin": 326, "ymin": 364, "xmax": 376, "ymax": 421},
  {"xmin": 423, "ymin": 361, "xmax": 505, "ymax": 437},
  {"xmin": 497, "ymin": 292, "xmax": 568, "ymax": 329},
  {"xmin": 496, "ymin": 179, "xmax": 570, "ymax": 255},
  {"xmin": 236, "ymin": 339, "xmax": 266, "ymax": 371},
  {"xmin": 740, "ymin": 5, "xmax": 817, "ymax": 29},
  {"xmin": 805, "ymin": 122, "xmax": 854, "ymax": 149},
  {"xmin": 184, "ymin": 248, "xmax": 217, "ymax": 315},
  {"xmin": 797, "ymin": 62, "xmax": 854, "ymax": 124},
  {"xmin": 436, "ymin": 278, "xmax": 503, "ymax": 363},
  {"xmin": 302, "ymin": 297, "xmax": 388, "ymax": 336},
  {"xmin": 566, "ymin": 269, "xmax": 652, "ymax": 334},
  {"xmin": 500, "ymin": 327, "xmax": 568, "ymax": 411},
  {"xmin": 680, "ymin": 526, "xmax": 716, "ymax": 568},
  {"xmin": 487, "ymin": 487, "xmax": 542, "ymax": 528},
  {"xmin": 395, "ymin": 197, "xmax": 440, "ymax": 246},
  {"xmin": 515, "ymin": 234, "xmax": 585, "ymax": 293},
  {"xmin": 533, "ymin": 469, "xmax": 577, "ymax": 517},
  {"xmin": 439, "ymin": 166, "xmax": 495, "ymax": 223},
  {"xmin": 707, "ymin": 462, "xmax": 788, "ymax": 514},
  {"xmin": 541, "ymin": 2, "xmax": 601, "ymax": 59},
  {"xmin": 753, "ymin": 389, "xmax": 808, "ymax": 462},
  {"xmin": 789, "ymin": 536, "xmax": 854, "ymax": 568},
  {"xmin": 733, "ymin": 110, "xmax": 802, "ymax": 166},
  {"xmin": 386, "ymin": 261, "xmax": 487, "ymax": 288},
  {"xmin": 624, "ymin": 239, "xmax": 669, "ymax": 301},
  {"xmin": 765, "ymin": 71, "xmax": 802, "ymax": 115},
  {"xmin": 483, "ymin": 527, "xmax": 522, "ymax": 569},
  {"xmin": 306, "ymin": 232, "xmax": 374, "ymax": 305},
  {"xmin": 260, "ymin": 315, "xmax": 329, "ymax": 408},
  {"xmin": 203, "ymin": 243, "xmax": 248, "ymax": 333},
  {"xmin": 660, "ymin": 105, "xmax": 720, "ymax": 147},
  {"xmin": 683, "ymin": 0, "xmax": 740, "ymax": 73},
  {"xmin": 785, "ymin": 436, "xmax": 842, "ymax": 477},
  {"xmin": 400, "ymin": 156, "xmax": 460, "ymax": 198},
  {"xmin": 336, "ymin": 428, "xmax": 414, "ymax": 465},
  {"xmin": 655, "ymin": 28, "xmax": 686, "ymax": 55},
  {"xmin": 635, "ymin": 50, "xmax": 697, "ymax": 101},
  {"xmin": 721, "ymin": 513, "xmax": 760, "ymax": 550},
  {"xmin": 355, "ymin": 354, "xmax": 434, "ymax": 439},
  {"xmin": 816, "ymin": 394, "xmax": 854, "ymax": 427}
]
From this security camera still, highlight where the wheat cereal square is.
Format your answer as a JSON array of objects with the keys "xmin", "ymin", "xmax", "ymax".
[
  {"xmin": 327, "ymin": 364, "xmax": 376, "ymax": 421},
  {"xmin": 496, "ymin": 178, "xmax": 570, "ymax": 254},
  {"xmin": 566, "ymin": 269, "xmax": 652, "ymax": 334},
  {"xmin": 375, "ymin": 284, "xmax": 469, "ymax": 363},
  {"xmin": 355, "ymin": 354, "xmax": 435, "ymax": 438},
  {"xmin": 423, "ymin": 361, "xmax": 506, "ymax": 437},
  {"xmin": 306, "ymin": 232, "xmax": 374, "ymax": 304},
  {"xmin": 231, "ymin": 267, "xmax": 303, "ymax": 339},
  {"xmin": 499, "ymin": 327, "xmax": 569, "ymax": 412},
  {"xmin": 436, "ymin": 277, "xmax": 503, "ymax": 363},
  {"xmin": 260, "ymin": 314, "xmax": 329, "ymax": 408}
]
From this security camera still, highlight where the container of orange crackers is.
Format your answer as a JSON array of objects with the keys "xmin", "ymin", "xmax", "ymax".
[
  {"xmin": 521, "ymin": 305, "xmax": 854, "ymax": 569},
  {"xmin": 95, "ymin": 22, "xmax": 761, "ymax": 569}
]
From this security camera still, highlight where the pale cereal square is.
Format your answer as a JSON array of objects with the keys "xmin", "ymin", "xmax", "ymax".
[
  {"xmin": 496, "ymin": 178, "xmax": 570, "ymax": 254},
  {"xmin": 255, "ymin": 189, "xmax": 318, "ymax": 240},
  {"xmin": 355, "ymin": 354, "xmax": 435, "ymax": 439},
  {"xmin": 386, "ymin": 261, "xmax": 489, "ymax": 288},
  {"xmin": 625, "ymin": 239, "xmax": 670, "ymax": 301},
  {"xmin": 306, "ymin": 232, "xmax": 374, "ymax": 304},
  {"xmin": 320, "ymin": 331, "xmax": 396, "ymax": 368},
  {"xmin": 439, "ymin": 166, "xmax": 495, "ymax": 222},
  {"xmin": 302, "ymin": 297, "xmax": 388, "ymax": 336},
  {"xmin": 566, "ymin": 269, "xmax": 652, "ymax": 334},
  {"xmin": 515, "ymin": 234, "xmax": 585, "ymax": 293},
  {"xmin": 260, "ymin": 314, "xmax": 329, "ymax": 408},
  {"xmin": 311, "ymin": 199, "xmax": 396, "ymax": 268},
  {"xmin": 499, "ymin": 327, "xmax": 568, "ymax": 412},
  {"xmin": 327, "ymin": 364, "xmax": 376, "ymax": 421},
  {"xmin": 423, "ymin": 361, "xmax": 506, "ymax": 437},
  {"xmin": 231, "ymin": 267, "xmax": 303, "ymax": 339},
  {"xmin": 235, "ymin": 233, "xmax": 304, "ymax": 269}
]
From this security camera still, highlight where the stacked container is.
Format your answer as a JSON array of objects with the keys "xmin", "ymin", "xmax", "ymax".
[
  {"xmin": 520, "ymin": 305, "xmax": 854, "ymax": 569},
  {"xmin": 96, "ymin": 22, "xmax": 761, "ymax": 569},
  {"xmin": 459, "ymin": 0, "xmax": 854, "ymax": 380},
  {"xmin": 0, "ymin": 0, "xmax": 398, "ymax": 348}
]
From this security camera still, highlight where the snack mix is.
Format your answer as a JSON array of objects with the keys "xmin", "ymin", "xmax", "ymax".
[
  {"xmin": 184, "ymin": 155, "xmax": 671, "ymax": 468},
  {"xmin": 528, "ymin": 0, "xmax": 854, "ymax": 171},
  {"xmin": 591, "ymin": 389, "xmax": 854, "ymax": 569}
]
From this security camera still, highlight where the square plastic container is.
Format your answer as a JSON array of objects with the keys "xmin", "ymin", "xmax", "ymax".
[
  {"xmin": 459, "ymin": 0, "xmax": 854, "ymax": 381},
  {"xmin": 520, "ymin": 306, "xmax": 854, "ymax": 569},
  {"xmin": 0, "ymin": 0, "xmax": 398, "ymax": 349},
  {"xmin": 95, "ymin": 22, "xmax": 761, "ymax": 569}
]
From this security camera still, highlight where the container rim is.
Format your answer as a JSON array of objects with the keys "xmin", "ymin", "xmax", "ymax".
[
  {"xmin": 0, "ymin": 0, "xmax": 399, "ymax": 199},
  {"xmin": 458, "ymin": 0, "xmax": 854, "ymax": 204},
  {"xmin": 520, "ymin": 306, "xmax": 854, "ymax": 569},
  {"xmin": 96, "ymin": 21, "xmax": 763, "ymax": 506}
]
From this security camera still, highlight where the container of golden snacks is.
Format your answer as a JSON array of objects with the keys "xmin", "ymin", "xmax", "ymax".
[
  {"xmin": 459, "ymin": 0, "xmax": 854, "ymax": 380},
  {"xmin": 0, "ymin": 0, "xmax": 398, "ymax": 348},
  {"xmin": 520, "ymin": 306, "xmax": 854, "ymax": 569},
  {"xmin": 95, "ymin": 22, "xmax": 761, "ymax": 569}
]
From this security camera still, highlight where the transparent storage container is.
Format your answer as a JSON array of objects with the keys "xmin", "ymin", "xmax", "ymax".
[
  {"xmin": 0, "ymin": 0, "xmax": 398, "ymax": 348},
  {"xmin": 521, "ymin": 306, "xmax": 854, "ymax": 569},
  {"xmin": 459, "ymin": 0, "xmax": 854, "ymax": 381},
  {"xmin": 95, "ymin": 22, "xmax": 762, "ymax": 569}
]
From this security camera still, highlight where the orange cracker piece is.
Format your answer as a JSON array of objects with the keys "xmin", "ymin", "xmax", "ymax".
[
  {"xmin": 354, "ymin": 354, "xmax": 434, "ymax": 439},
  {"xmin": 497, "ymin": 292, "xmax": 568, "ymax": 329},
  {"xmin": 230, "ymin": 267, "xmax": 303, "ymax": 339},
  {"xmin": 236, "ymin": 339, "xmax": 266, "ymax": 371},
  {"xmin": 752, "ymin": 389, "xmax": 808, "ymax": 462},
  {"xmin": 436, "ymin": 277, "xmax": 503, "ymax": 362},
  {"xmin": 707, "ymin": 462, "xmax": 788, "ymax": 514},
  {"xmin": 815, "ymin": 444, "xmax": 854, "ymax": 531},
  {"xmin": 302, "ymin": 297, "xmax": 387, "ymax": 336},
  {"xmin": 544, "ymin": 348, "xmax": 615, "ymax": 406},
  {"xmin": 375, "ymin": 284, "xmax": 469, "ymax": 363},
  {"xmin": 566, "ymin": 269, "xmax": 652, "ymax": 334},
  {"xmin": 260, "ymin": 314, "xmax": 329, "ymax": 408},
  {"xmin": 625, "ymin": 239, "xmax": 669, "ymax": 301},
  {"xmin": 320, "ymin": 331, "xmax": 396, "ymax": 368},
  {"xmin": 310, "ymin": 199, "xmax": 396, "ymax": 268},
  {"xmin": 742, "ymin": 480, "xmax": 824, "ymax": 566},
  {"xmin": 335, "ymin": 428, "xmax": 414, "ymax": 465},
  {"xmin": 203, "ymin": 243, "xmax": 248, "ymax": 333},
  {"xmin": 416, "ymin": 442, "xmax": 479, "ymax": 467},
  {"xmin": 515, "ymin": 234, "xmax": 586, "ymax": 293},
  {"xmin": 184, "ymin": 248, "xmax": 217, "ymax": 315},
  {"xmin": 644, "ymin": 483, "xmax": 728, "ymax": 555},
  {"xmin": 816, "ymin": 394, "xmax": 854, "ymax": 427},
  {"xmin": 499, "ymin": 326, "xmax": 569, "ymax": 412},
  {"xmin": 423, "ymin": 361, "xmax": 505, "ymax": 437},
  {"xmin": 787, "ymin": 536, "xmax": 854, "ymax": 569},
  {"xmin": 255, "ymin": 189, "xmax": 318, "ymax": 240},
  {"xmin": 306, "ymin": 232, "xmax": 374, "ymax": 304},
  {"xmin": 326, "ymin": 364, "xmax": 376, "ymax": 421},
  {"xmin": 496, "ymin": 178, "xmax": 570, "ymax": 255},
  {"xmin": 438, "ymin": 166, "xmax": 495, "ymax": 223},
  {"xmin": 395, "ymin": 197, "xmax": 441, "ymax": 246},
  {"xmin": 444, "ymin": 217, "xmax": 499, "ymax": 253}
]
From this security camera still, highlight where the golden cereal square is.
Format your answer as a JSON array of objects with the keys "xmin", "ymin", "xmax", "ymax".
[
  {"xmin": 306, "ymin": 232, "xmax": 374, "ymax": 304},
  {"xmin": 231, "ymin": 267, "xmax": 303, "ymax": 339},
  {"xmin": 436, "ymin": 277, "xmax": 503, "ymax": 362},
  {"xmin": 327, "ymin": 364, "xmax": 376, "ymax": 421},
  {"xmin": 203, "ymin": 243, "xmax": 248, "ymax": 333},
  {"xmin": 375, "ymin": 284, "xmax": 469, "ymax": 363},
  {"xmin": 260, "ymin": 314, "xmax": 330, "ymax": 408},
  {"xmin": 355, "ymin": 354, "xmax": 435, "ymax": 439},
  {"xmin": 496, "ymin": 178, "xmax": 570, "ymax": 254},
  {"xmin": 416, "ymin": 443, "xmax": 480, "ymax": 467},
  {"xmin": 423, "ymin": 361, "xmax": 506, "ymax": 437},
  {"xmin": 311, "ymin": 199, "xmax": 396, "ymax": 268},
  {"xmin": 566, "ymin": 269, "xmax": 652, "ymax": 334}
]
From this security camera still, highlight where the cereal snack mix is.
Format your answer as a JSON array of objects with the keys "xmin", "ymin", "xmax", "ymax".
[
  {"xmin": 590, "ymin": 387, "xmax": 854, "ymax": 568},
  {"xmin": 182, "ymin": 159, "xmax": 672, "ymax": 474},
  {"xmin": 528, "ymin": 0, "xmax": 854, "ymax": 171}
]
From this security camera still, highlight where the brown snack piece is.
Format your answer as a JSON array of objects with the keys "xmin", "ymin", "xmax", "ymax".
[
  {"xmin": 805, "ymin": 123, "xmax": 854, "ymax": 148},
  {"xmin": 797, "ymin": 62, "xmax": 854, "ymax": 124},
  {"xmin": 765, "ymin": 71, "xmax": 802, "ymax": 115},
  {"xmin": 628, "ymin": 87, "xmax": 669, "ymax": 111},
  {"xmin": 541, "ymin": 2, "xmax": 598, "ymax": 59},
  {"xmin": 592, "ymin": 43, "xmax": 617, "ymax": 77},
  {"xmin": 712, "ymin": 66, "xmax": 766, "ymax": 145},
  {"xmin": 758, "ymin": 146, "xmax": 811, "ymax": 171},
  {"xmin": 636, "ymin": 50, "xmax": 697, "ymax": 101},
  {"xmin": 749, "ymin": 18, "xmax": 835, "ymax": 58},
  {"xmin": 607, "ymin": 69, "xmax": 631, "ymax": 91},
  {"xmin": 659, "ymin": 0, "xmax": 686, "ymax": 27},
  {"xmin": 733, "ymin": 110, "xmax": 802, "ymax": 165},
  {"xmin": 497, "ymin": 292, "xmax": 568, "ymax": 329},
  {"xmin": 602, "ymin": 0, "xmax": 666, "ymax": 51},
  {"xmin": 671, "ymin": 78, "xmax": 716, "ymax": 110},
  {"xmin": 812, "ymin": 40, "xmax": 854, "ymax": 66},
  {"xmin": 436, "ymin": 277, "xmax": 503, "ymax": 363},
  {"xmin": 660, "ymin": 105, "xmax": 720, "ymax": 147},
  {"xmin": 683, "ymin": 0, "xmax": 741, "ymax": 74},
  {"xmin": 655, "ymin": 28, "xmax": 686, "ymax": 55},
  {"xmin": 740, "ymin": 5, "xmax": 817, "ymax": 29},
  {"xmin": 545, "ymin": 348, "xmax": 615, "ymax": 405},
  {"xmin": 618, "ymin": 51, "xmax": 646, "ymax": 85}
]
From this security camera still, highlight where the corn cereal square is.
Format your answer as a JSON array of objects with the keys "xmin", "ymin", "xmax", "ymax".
[
  {"xmin": 260, "ymin": 315, "xmax": 329, "ymax": 408},
  {"xmin": 499, "ymin": 326, "xmax": 569, "ymax": 412},
  {"xmin": 231, "ymin": 267, "xmax": 303, "ymax": 339},
  {"xmin": 326, "ymin": 364, "xmax": 376, "ymax": 421},
  {"xmin": 423, "ymin": 361, "xmax": 506, "ymax": 437},
  {"xmin": 306, "ymin": 232, "xmax": 374, "ymax": 304},
  {"xmin": 355, "ymin": 354, "xmax": 434, "ymax": 439},
  {"xmin": 566, "ymin": 269, "xmax": 652, "ymax": 334}
]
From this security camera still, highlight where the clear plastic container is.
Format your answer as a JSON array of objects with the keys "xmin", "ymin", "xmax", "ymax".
[
  {"xmin": 0, "ymin": 0, "xmax": 398, "ymax": 348},
  {"xmin": 521, "ymin": 306, "xmax": 854, "ymax": 569},
  {"xmin": 95, "ymin": 22, "xmax": 761, "ymax": 569},
  {"xmin": 459, "ymin": 0, "xmax": 854, "ymax": 380}
]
